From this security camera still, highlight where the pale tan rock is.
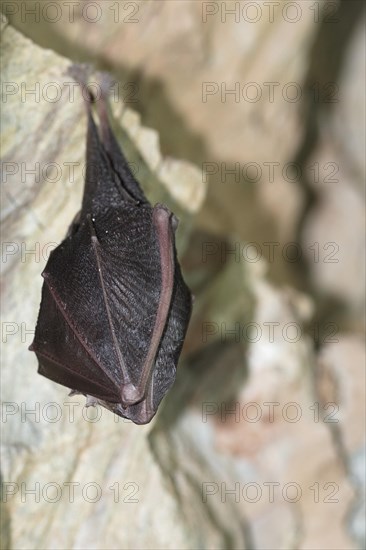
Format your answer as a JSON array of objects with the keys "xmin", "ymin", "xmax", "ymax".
[
  {"xmin": 332, "ymin": 16, "xmax": 366, "ymax": 190},
  {"xmin": 212, "ymin": 280, "xmax": 358, "ymax": 550},
  {"xmin": 317, "ymin": 335, "xmax": 366, "ymax": 454},
  {"xmin": 300, "ymin": 11, "xmax": 366, "ymax": 322},
  {"xmin": 157, "ymin": 158, "xmax": 206, "ymax": 214},
  {"xmin": 2, "ymin": 5, "xmax": 365, "ymax": 550},
  {"xmin": 302, "ymin": 142, "xmax": 365, "ymax": 317},
  {"xmin": 5, "ymin": 0, "xmax": 319, "ymax": 245},
  {"xmin": 315, "ymin": 334, "xmax": 366, "ymax": 548},
  {"xmin": 0, "ymin": 19, "xmax": 216, "ymax": 550}
]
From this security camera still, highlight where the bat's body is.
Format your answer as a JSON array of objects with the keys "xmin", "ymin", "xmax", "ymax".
[{"xmin": 29, "ymin": 82, "xmax": 192, "ymax": 425}]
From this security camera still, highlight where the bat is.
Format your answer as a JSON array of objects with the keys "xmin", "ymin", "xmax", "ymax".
[{"xmin": 29, "ymin": 77, "xmax": 192, "ymax": 425}]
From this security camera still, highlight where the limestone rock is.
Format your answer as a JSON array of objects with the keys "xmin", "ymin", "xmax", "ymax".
[
  {"xmin": 1, "ymin": 5, "xmax": 365, "ymax": 550},
  {"xmin": 0, "ymin": 18, "xmax": 213, "ymax": 550}
]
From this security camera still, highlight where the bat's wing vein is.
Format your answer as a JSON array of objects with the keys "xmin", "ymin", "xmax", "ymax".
[{"xmin": 88, "ymin": 216, "xmax": 131, "ymax": 390}]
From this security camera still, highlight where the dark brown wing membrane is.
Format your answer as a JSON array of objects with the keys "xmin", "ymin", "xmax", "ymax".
[
  {"xmin": 81, "ymin": 89, "xmax": 147, "ymax": 217},
  {"xmin": 119, "ymin": 260, "xmax": 192, "ymax": 424},
  {"xmin": 33, "ymin": 203, "xmax": 163, "ymax": 398},
  {"xmin": 95, "ymin": 95, "xmax": 147, "ymax": 204},
  {"xmin": 31, "ymin": 284, "xmax": 120, "ymax": 402},
  {"xmin": 30, "ymin": 76, "xmax": 192, "ymax": 424}
]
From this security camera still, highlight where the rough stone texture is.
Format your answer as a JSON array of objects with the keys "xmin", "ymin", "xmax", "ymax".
[
  {"xmin": 302, "ymin": 16, "xmax": 366, "ymax": 321},
  {"xmin": 0, "ymin": 18, "xmax": 211, "ymax": 550},
  {"xmin": 1, "ymin": 3, "xmax": 365, "ymax": 550},
  {"xmin": 316, "ymin": 335, "xmax": 366, "ymax": 548},
  {"xmin": 2, "ymin": 0, "xmax": 319, "ymax": 245}
]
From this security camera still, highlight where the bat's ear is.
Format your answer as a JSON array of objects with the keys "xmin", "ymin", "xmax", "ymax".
[
  {"xmin": 171, "ymin": 213, "xmax": 179, "ymax": 233},
  {"xmin": 153, "ymin": 203, "xmax": 179, "ymax": 232}
]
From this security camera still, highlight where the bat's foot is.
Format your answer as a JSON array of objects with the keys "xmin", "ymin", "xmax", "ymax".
[{"xmin": 85, "ymin": 395, "xmax": 98, "ymax": 407}]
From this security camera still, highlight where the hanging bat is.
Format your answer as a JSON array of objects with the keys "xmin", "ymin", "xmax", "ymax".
[{"xmin": 29, "ymin": 78, "xmax": 192, "ymax": 425}]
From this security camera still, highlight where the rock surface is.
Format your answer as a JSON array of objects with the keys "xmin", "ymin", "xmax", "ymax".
[
  {"xmin": 0, "ymin": 17, "xmax": 211, "ymax": 550},
  {"xmin": 1, "ymin": 3, "xmax": 365, "ymax": 550}
]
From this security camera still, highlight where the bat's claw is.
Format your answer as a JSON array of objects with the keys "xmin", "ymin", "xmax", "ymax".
[{"xmin": 85, "ymin": 395, "xmax": 98, "ymax": 407}]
